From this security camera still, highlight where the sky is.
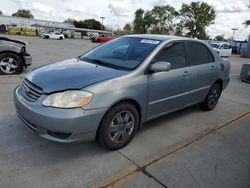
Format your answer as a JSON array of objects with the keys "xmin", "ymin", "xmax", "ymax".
[{"xmin": 0, "ymin": 0, "xmax": 250, "ymax": 40}]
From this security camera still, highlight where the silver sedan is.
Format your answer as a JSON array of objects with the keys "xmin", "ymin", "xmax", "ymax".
[{"xmin": 14, "ymin": 35, "xmax": 230, "ymax": 150}]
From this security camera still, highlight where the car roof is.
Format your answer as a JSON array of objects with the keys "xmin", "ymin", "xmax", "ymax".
[{"xmin": 124, "ymin": 34, "xmax": 196, "ymax": 42}]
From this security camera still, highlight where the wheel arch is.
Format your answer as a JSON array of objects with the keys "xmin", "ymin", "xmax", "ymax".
[
  {"xmin": 214, "ymin": 79, "xmax": 223, "ymax": 91},
  {"xmin": 95, "ymin": 98, "xmax": 143, "ymax": 140}
]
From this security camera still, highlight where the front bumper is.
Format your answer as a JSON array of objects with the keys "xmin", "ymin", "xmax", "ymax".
[
  {"xmin": 23, "ymin": 53, "xmax": 32, "ymax": 67},
  {"xmin": 14, "ymin": 85, "xmax": 107, "ymax": 143}
]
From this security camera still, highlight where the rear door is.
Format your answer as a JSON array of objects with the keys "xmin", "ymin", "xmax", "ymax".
[
  {"xmin": 186, "ymin": 41, "xmax": 217, "ymax": 104},
  {"xmin": 147, "ymin": 41, "xmax": 191, "ymax": 119}
]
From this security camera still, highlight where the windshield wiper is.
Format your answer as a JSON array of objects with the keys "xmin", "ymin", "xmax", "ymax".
[
  {"xmin": 89, "ymin": 58, "xmax": 123, "ymax": 70},
  {"xmin": 80, "ymin": 57, "xmax": 130, "ymax": 71}
]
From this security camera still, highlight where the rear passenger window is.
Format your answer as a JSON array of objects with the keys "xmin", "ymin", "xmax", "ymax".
[
  {"xmin": 154, "ymin": 42, "xmax": 186, "ymax": 69},
  {"xmin": 189, "ymin": 42, "xmax": 214, "ymax": 66}
]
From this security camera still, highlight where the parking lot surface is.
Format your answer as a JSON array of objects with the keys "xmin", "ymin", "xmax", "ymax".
[{"xmin": 0, "ymin": 35, "xmax": 250, "ymax": 188}]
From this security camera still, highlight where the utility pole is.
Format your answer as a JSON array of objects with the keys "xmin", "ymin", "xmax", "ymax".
[
  {"xmin": 232, "ymin": 28, "xmax": 238, "ymax": 41},
  {"xmin": 100, "ymin": 16, "xmax": 105, "ymax": 35}
]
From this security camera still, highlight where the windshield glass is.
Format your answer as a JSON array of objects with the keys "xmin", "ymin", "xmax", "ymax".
[
  {"xmin": 80, "ymin": 37, "xmax": 161, "ymax": 70},
  {"xmin": 210, "ymin": 43, "xmax": 220, "ymax": 49}
]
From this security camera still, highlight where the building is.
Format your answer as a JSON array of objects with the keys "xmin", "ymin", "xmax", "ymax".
[
  {"xmin": 0, "ymin": 15, "xmax": 112, "ymax": 37},
  {"xmin": 0, "ymin": 15, "xmax": 74, "ymax": 29}
]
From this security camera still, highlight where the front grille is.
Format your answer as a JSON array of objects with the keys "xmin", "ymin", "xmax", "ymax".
[{"xmin": 20, "ymin": 79, "xmax": 43, "ymax": 102}]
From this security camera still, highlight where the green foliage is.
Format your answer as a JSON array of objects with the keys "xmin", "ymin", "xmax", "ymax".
[
  {"xmin": 131, "ymin": 3, "xmax": 214, "ymax": 38},
  {"xmin": 64, "ymin": 18, "xmax": 104, "ymax": 30},
  {"xmin": 178, "ymin": 2, "xmax": 215, "ymax": 39},
  {"xmin": 215, "ymin": 35, "xmax": 225, "ymax": 41},
  {"xmin": 0, "ymin": 10, "xmax": 3, "ymax": 15},
  {"xmin": 133, "ymin": 9, "xmax": 148, "ymax": 34},
  {"xmin": 12, "ymin": 9, "xmax": 33, "ymax": 18},
  {"xmin": 132, "ymin": 5, "xmax": 176, "ymax": 34},
  {"xmin": 148, "ymin": 5, "xmax": 176, "ymax": 34},
  {"xmin": 123, "ymin": 23, "xmax": 132, "ymax": 34},
  {"xmin": 63, "ymin": 18, "xmax": 75, "ymax": 24},
  {"xmin": 244, "ymin": 20, "xmax": 250, "ymax": 26}
]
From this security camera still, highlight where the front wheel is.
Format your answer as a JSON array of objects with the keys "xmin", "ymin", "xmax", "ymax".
[
  {"xmin": 201, "ymin": 83, "xmax": 221, "ymax": 111},
  {"xmin": 0, "ymin": 52, "xmax": 23, "ymax": 75},
  {"xmin": 97, "ymin": 102, "xmax": 139, "ymax": 150}
]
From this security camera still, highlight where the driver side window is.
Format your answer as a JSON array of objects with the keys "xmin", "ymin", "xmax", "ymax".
[{"xmin": 154, "ymin": 42, "xmax": 187, "ymax": 70}]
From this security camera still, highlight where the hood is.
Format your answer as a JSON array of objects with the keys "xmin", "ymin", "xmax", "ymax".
[
  {"xmin": 0, "ymin": 37, "xmax": 27, "ymax": 45},
  {"xmin": 26, "ymin": 58, "xmax": 128, "ymax": 93}
]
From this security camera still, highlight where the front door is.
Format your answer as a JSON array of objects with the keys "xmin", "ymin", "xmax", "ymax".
[{"xmin": 147, "ymin": 41, "xmax": 191, "ymax": 119}]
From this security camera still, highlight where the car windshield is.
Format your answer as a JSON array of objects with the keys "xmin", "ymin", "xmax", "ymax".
[
  {"xmin": 80, "ymin": 37, "xmax": 161, "ymax": 70},
  {"xmin": 210, "ymin": 43, "xmax": 220, "ymax": 49}
]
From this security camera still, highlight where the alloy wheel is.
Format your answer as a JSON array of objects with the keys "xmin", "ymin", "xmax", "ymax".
[
  {"xmin": 109, "ymin": 110, "xmax": 135, "ymax": 144},
  {"xmin": 0, "ymin": 57, "xmax": 18, "ymax": 74},
  {"xmin": 207, "ymin": 86, "xmax": 220, "ymax": 108}
]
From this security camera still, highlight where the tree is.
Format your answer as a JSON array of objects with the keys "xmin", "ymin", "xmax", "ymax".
[
  {"xmin": 0, "ymin": 10, "xmax": 3, "ymax": 15},
  {"xmin": 64, "ymin": 18, "xmax": 75, "ymax": 24},
  {"xmin": 178, "ymin": 2, "xmax": 215, "ymax": 39},
  {"xmin": 215, "ymin": 35, "xmax": 225, "ymax": 41},
  {"xmin": 148, "ymin": 5, "xmax": 176, "ymax": 34},
  {"xmin": 133, "ymin": 9, "xmax": 146, "ymax": 33},
  {"xmin": 12, "ymin": 9, "xmax": 33, "ymax": 18},
  {"xmin": 244, "ymin": 20, "xmax": 250, "ymax": 26},
  {"xmin": 64, "ymin": 19, "xmax": 104, "ymax": 30},
  {"xmin": 81, "ymin": 19, "xmax": 104, "ymax": 30},
  {"xmin": 133, "ymin": 8, "xmax": 154, "ymax": 34},
  {"xmin": 123, "ymin": 23, "xmax": 132, "ymax": 34}
]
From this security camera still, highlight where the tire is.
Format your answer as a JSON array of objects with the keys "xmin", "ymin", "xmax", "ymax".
[
  {"xmin": 97, "ymin": 102, "xmax": 139, "ymax": 150},
  {"xmin": 59, "ymin": 37, "xmax": 63, "ymax": 40},
  {"xmin": 45, "ymin": 36, "xmax": 49, "ymax": 39},
  {"xmin": 0, "ymin": 52, "xmax": 23, "ymax": 75},
  {"xmin": 201, "ymin": 83, "xmax": 221, "ymax": 111}
]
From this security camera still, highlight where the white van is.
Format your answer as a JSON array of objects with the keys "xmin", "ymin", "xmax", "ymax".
[{"xmin": 210, "ymin": 42, "xmax": 232, "ymax": 57}]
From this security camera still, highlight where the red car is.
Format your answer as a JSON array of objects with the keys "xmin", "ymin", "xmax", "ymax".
[{"xmin": 92, "ymin": 36, "xmax": 115, "ymax": 43}]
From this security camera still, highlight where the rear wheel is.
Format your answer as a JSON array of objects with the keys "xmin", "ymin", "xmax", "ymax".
[
  {"xmin": 97, "ymin": 102, "xmax": 139, "ymax": 150},
  {"xmin": 0, "ymin": 52, "xmax": 23, "ymax": 75},
  {"xmin": 201, "ymin": 83, "xmax": 221, "ymax": 111}
]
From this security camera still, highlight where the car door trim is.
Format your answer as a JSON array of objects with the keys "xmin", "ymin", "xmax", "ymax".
[{"xmin": 148, "ymin": 85, "xmax": 210, "ymax": 105}]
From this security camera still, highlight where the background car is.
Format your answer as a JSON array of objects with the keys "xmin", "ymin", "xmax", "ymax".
[
  {"xmin": 210, "ymin": 42, "xmax": 232, "ymax": 57},
  {"xmin": 92, "ymin": 35, "xmax": 115, "ymax": 43},
  {"xmin": 87, "ymin": 32, "xmax": 99, "ymax": 39},
  {"xmin": 0, "ymin": 37, "xmax": 32, "ymax": 75},
  {"xmin": 42, "ymin": 31, "xmax": 65, "ymax": 40}
]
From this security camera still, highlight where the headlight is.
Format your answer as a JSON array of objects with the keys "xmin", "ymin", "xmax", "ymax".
[{"xmin": 42, "ymin": 90, "xmax": 93, "ymax": 108}]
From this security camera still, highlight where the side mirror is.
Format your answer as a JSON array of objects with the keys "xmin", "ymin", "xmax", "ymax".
[{"xmin": 150, "ymin": 61, "xmax": 171, "ymax": 72}]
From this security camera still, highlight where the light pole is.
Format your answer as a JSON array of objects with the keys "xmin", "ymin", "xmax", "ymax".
[
  {"xmin": 232, "ymin": 28, "xmax": 238, "ymax": 41},
  {"xmin": 100, "ymin": 16, "xmax": 105, "ymax": 35}
]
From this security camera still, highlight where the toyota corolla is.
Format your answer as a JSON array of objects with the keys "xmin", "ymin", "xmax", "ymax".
[{"xmin": 14, "ymin": 35, "xmax": 230, "ymax": 150}]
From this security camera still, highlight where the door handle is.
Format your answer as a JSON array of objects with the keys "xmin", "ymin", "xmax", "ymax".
[
  {"xmin": 183, "ymin": 70, "xmax": 191, "ymax": 76},
  {"xmin": 210, "ymin": 66, "xmax": 216, "ymax": 71}
]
